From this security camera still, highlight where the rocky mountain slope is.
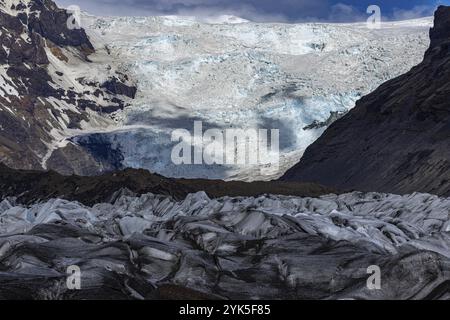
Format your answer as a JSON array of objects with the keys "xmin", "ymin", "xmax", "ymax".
[
  {"xmin": 0, "ymin": 0, "xmax": 136, "ymax": 174},
  {"xmin": 282, "ymin": 6, "xmax": 450, "ymax": 197}
]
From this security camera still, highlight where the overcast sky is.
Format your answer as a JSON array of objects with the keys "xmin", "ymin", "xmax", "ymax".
[{"xmin": 55, "ymin": 0, "xmax": 450, "ymax": 22}]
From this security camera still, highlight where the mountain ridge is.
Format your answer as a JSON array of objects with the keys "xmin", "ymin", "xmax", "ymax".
[
  {"xmin": 281, "ymin": 6, "xmax": 450, "ymax": 197},
  {"xmin": 0, "ymin": 0, "xmax": 137, "ymax": 174},
  {"xmin": 0, "ymin": 163, "xmax": 337, "ymax": 205}
]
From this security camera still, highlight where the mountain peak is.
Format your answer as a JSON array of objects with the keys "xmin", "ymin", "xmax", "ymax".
[{"xmin": 428, "ymin": 5, "xmax": 450, "ymax": 50}]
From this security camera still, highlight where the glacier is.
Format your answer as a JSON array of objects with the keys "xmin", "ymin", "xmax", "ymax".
[
  {"xmin": 0, "ymin": 191, "xmax": 448, "ymax": 299},
  {"xmin": 58, "ymin": 14, "xmax": 434, "ymax": 181}
]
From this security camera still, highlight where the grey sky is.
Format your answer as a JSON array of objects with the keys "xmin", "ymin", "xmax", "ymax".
[{"xmin": 55, "ymin": 0, "xmax": 443, "ymax": 22}]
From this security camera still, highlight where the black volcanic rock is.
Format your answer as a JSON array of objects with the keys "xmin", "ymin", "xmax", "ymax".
[
  {"xmin": 0, "ymin": 14, "xmax": 48, "ymax": 66},
  {"xmin": 27, "ymin": 0, "xmax": 94, "ymax": 52},
  {"xmin": 0, "ymin": 163, "xmax": 336, "ymax": 206},
  {"xmin": 101, "ymin": 76, "xmax": 138, "ymax": 99},
  {"xmin": 0, "ymin": 163, "xmax": 194, "ymax": 205},
  {"xmin": 281, "ymin": 6, "xmax": 450, "ymax": 197}
]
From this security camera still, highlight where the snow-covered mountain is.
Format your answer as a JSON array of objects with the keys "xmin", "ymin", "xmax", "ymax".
[
  {"xmin": 0, "ymin": 0, "xmax": 137, "ymax": 174},
  {"xmin": 0, "ymin": 0, "xmax": 433, "ymax": 180},
  {"xmin": 73, "ymin": 13, "xmax": 432, "ymax": 180}
]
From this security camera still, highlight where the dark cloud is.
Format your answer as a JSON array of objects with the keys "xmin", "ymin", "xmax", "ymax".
[{"xmin": 56, "ymin": 0, "xmax": 442, "ymax": 22}]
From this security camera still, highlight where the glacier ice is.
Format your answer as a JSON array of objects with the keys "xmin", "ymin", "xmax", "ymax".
[
  {"xmin": 0, "ymin": 191, "xmax": 448, "ymax": 299},
  {"xmin": 66, "ymin": 15, "xmax": 434, "ymax": 181}
]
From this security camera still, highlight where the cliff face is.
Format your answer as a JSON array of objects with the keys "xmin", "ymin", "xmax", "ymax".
[
  {"xmin": 0, "ymin": 0, "xmax": 136, "ymax": 174},
  {"xmin": 281, "ymin": 6, "xmax": 450, "ymax": 197}
]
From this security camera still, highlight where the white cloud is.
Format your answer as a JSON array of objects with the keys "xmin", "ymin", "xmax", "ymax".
[
  {"xmin": 55, "ymin": 0, "xmax": 439, "ymax": 22},
  {"xmin": 392, "ymin": 5, "xmax": 435, "ymax": 20},
  {"xmin": 328, "ymin": 3, "xmax": 367, "ymax": 22},
  {"xmin": 56, "ymin": 0, "xmax": 330, "ymax": 22}
]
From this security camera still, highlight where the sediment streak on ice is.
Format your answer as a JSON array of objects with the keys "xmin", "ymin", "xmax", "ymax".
[{"xmin": 0, "ymin": 191, "xmax": 448, "ymax": 299}]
